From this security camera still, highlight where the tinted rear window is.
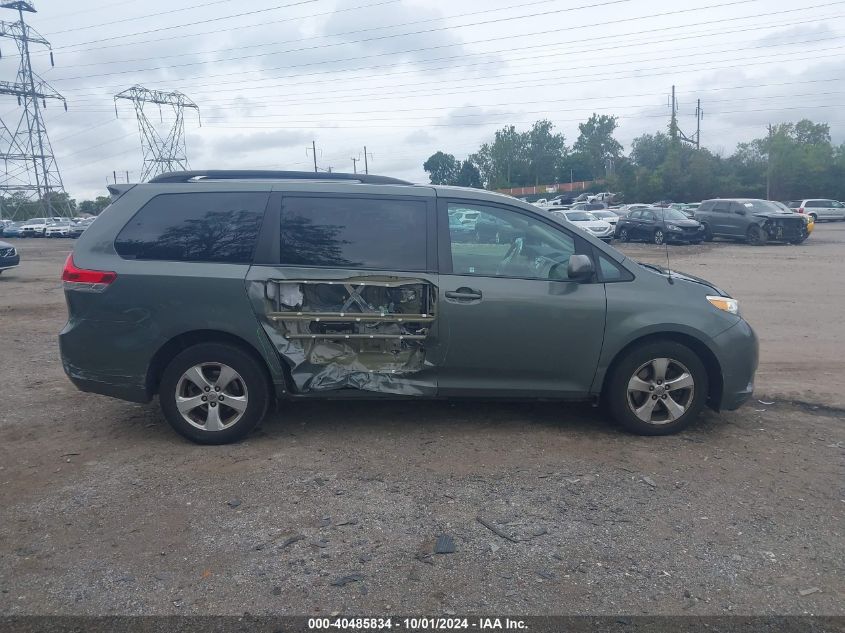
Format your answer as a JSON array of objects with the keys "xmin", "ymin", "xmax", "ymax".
[
  {"xmin": 279, "ymin": 196, "xmax": 427, "ymax": 270},
  {"xmin": 115, "ymin": 192, "xmax": 268, "ymax": 263}
]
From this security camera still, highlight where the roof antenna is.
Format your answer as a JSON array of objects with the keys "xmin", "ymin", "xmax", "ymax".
[{"xmin": 663, "ymin": 208, "xmax": 674, "ymax": 285}]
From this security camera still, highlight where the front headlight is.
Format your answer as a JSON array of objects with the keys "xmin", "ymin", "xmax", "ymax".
[
  {"xmin": 707, "ymin": 295, "xmax": 739, "ymax": 315},
  {"xmin": 666, "ymin": 224, "xmax": 679, "ymax": 230}
]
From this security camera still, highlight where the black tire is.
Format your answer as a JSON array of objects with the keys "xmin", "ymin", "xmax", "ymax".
[
  {"xmin": 605, "ymin": 340, "xmax": 709, "ymax": 436},
  {"xmin": 702, "ymin": 223, "xmax": 713, "ymax": 242},
  {"xmin": 747, "ymin": 224, "xmax": 767, "ymax": 246},
  {"xmin": 618, "ymin": 227, "xmax": 630, "ymax": 242},
  {"xmin": 159, "ymin": 342, "xmax": 270, "ymax": 445},
  {"xmin": 653, "ymin": 229, "xmax": 665, "ymax": 245}
]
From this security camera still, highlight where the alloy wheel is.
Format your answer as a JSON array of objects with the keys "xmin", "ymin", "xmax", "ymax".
[
  {"xmin": 653, "ymin": 229, "xmax": 665, "ymax": 245},
  {"xmin": 175, "ymin": 363, "xmax": 249, "ymax": 432},
  {"xmin": 626, "ymin": 357, "xmax": 695, "ymax": 425}
]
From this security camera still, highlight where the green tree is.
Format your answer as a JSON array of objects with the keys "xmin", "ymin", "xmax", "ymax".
[
  {"xmin": 423, "ymin": 151, "xmax": 459, "ymax": 185},
  {"xmin": 527, "ymin": 119, "xmax": 566, "ymax": 186},
  {"xmin": 455, "ymin": 159, "xmax": 482, "ymax": 188},
  {"xmin": 573, "ymin": 114, "xmax": 623, "ymax": 179}
]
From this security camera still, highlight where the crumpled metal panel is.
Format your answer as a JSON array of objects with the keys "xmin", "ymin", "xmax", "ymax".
[{"xmin": 248, "ymin": 276, "xmax": 437, "ymax": 396}]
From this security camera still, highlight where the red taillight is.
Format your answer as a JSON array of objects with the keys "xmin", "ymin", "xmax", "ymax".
[
  {"xmin": 798, "ymin": 208, "xmax": 805, "ymax": 214},
  {"xmin": 62, "ymin": 254, "xmax": 116, "ymax": 288}
]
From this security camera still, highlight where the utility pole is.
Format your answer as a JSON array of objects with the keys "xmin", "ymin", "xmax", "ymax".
[
  {"xmin": 0, "ymin": 1, "xmax": 72, "ymax": 219},
  {"xmin": 669, "ymin": 85, "xmax": 678, "ymax": 141},
  {"xmin": 351, "ymin": 157, "xmax": 359, "ymax": 174},
  {"xmin": 766, "ymin": 124, "xmax": 773, "ymax": 201},
  {"xmin": 363, "ymin": 146, "xmax": 373, "ymax": 175},
  {"xmin": 114, "ymin": 86, "xmax": 200, "ymax": 181},
  {"xmin": 307, "ymin": 140, "xmax": 318, "ymax": 173},
  {"xmin": 694, "ymin": 99, "xmax": 703, "ymax": 150}
]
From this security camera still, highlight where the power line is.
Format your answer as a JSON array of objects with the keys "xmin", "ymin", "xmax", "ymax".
[
  {"xmin": 59, "ymin": 14, "xmax": 845, "ymax": 103},
  {"xmin": 48, "ymin": 0, "xmax": 634, "ymax": 67},
  {"xmin": 42, "ymin": 0, "xmax": 604, "ymax": 66},
  {"xmin": 62, "ymin": 29, "xmax": 845, "ymax": 111},
  {"xmin": 50, "ymin": 0, "xmax": 240, "ymax": 35},
  {"xmin": 46, "ymin": 0, "xmax": 782, "ymax": 83}
]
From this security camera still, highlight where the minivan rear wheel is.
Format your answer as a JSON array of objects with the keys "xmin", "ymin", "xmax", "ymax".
[
  {"xmin": 606, "ymin": 341, "xmax": 709, "ymax": 436},
  {"xmin": 159, "ymin": 343, "xmax": 270, "ymax": 444}
]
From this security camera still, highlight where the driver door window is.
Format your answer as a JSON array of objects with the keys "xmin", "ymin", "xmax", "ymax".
[{"xmin": 446, "ymin": 203, "xmax": 576, "ymax": 281}]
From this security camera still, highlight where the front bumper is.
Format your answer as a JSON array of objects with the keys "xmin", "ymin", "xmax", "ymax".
[
  {"xmin": 666, "ymin": 227, "xmax": 705, "ymax": 242},
  {"xmin": 0, "ymin": 254, "xmax": 19, "ymax": 270},
  {"xmin": 710, "ymin": 319, "xmax": 758, "ymax": 410}
]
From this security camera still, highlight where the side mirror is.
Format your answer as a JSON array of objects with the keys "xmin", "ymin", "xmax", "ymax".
[{"xmin": 567, "ymin": 254, "xmax": 594, "ymax": 282}]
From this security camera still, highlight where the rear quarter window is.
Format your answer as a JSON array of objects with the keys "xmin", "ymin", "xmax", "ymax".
[
  {"xmin": 114, "ymin": 192, "xmax": 269, "ymax": 263},
  {"xmin": 279, "ymin": 196, "xmax": 428, "ymax": 271}
]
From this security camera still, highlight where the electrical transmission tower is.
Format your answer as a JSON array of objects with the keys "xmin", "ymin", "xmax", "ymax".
[
  {"xmin": 114, "ymin": 85, "xmax": 200, "ymax": 182},
  {"xmin": 0, "ymin": 1, "xmax": 72, "ymax": 220}
]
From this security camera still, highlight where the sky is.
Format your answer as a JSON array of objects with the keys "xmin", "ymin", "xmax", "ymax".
[{"xmin": 1, "ymin": 0, "xmax": 843, "ymax": 200}]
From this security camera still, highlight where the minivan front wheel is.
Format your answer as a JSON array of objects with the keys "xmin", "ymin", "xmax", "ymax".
[
  {"xmin": 606, "ymin": 341, "xmax": 708, "ymax": 435},
  {"xmin": 159, "ymin": 343, "xmax": 270, "ymax": 444}
]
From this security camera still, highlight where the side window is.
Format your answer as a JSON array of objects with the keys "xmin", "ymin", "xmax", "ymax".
[
  {"xmin": 279, "ymin": 196, "xmax": 427, "ymax": 271},
  {"xmin": 712, "ymin": 201, "xmax": 730, "ymax": 213},
  {"xmin": 642, "ymin": 211, "xmax": 656, "ymax": 221},
  {"xmin": 698, "ymin": 201, "xmax": 714, "ymax": 213},
  {"xmin": 805, "ymin": 201, "xmax": 820, "ymax": 208},
  {"xmin": 628, "ymin": 210, "xmax": 642, "ymax": 220},
  {"xmin": 114, "ymin": 192, "xmax": 268, "ymax": 263},
  {"xmin": 446, "ymin": 203, "xmax": 577, "ymax": 281},
  {"xmin": 598, "ymin": 254, "xmax": 632, "ymax": 282}
]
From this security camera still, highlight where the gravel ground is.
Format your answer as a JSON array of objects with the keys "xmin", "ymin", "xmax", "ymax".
[{"xmin": 0, "ymin": 229, "xmax": 843, "ymax": 616}]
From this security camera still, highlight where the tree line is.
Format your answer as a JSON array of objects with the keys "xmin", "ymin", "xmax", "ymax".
[
  {"xmin": 1, "ymin": 192, "xmax": 112, "ymax": 221},
  {"xmin": 424, "ymin": 115, "xmax": 845, "ymax": 202}
]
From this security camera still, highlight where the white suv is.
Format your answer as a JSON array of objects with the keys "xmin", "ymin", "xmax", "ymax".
[
  {"xmin": 792, "ymin": 199, "xmax": 845, "ymax": 221},
  {"xmin": 20, "ymin": 217, "xmax": 51, "ymax": 237}
]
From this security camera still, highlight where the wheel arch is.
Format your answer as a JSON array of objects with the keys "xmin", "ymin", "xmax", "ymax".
[
  {"xmin": 600, "ymin": 332, "xmax": 724, "ymax": 410},
  {"xmin": 145, "ymin": 330, "xmax": 279, "ymax": 402}
]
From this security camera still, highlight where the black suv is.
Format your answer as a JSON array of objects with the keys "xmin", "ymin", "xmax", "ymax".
[{"xmin": 695, "ymin": 199, "xmax": 808, "ymax": 245}]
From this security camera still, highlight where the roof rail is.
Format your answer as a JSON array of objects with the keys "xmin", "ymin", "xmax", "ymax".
[{"xmin": 148, "ymin": 170, "xmax": 413, "ymax": 185}]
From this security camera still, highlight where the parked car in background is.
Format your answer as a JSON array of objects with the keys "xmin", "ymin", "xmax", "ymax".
[
  {"xmin": 792, "ymin": 199, "xmax": 845, "ymax": 222},
  {"xmin": 45, "ymin": 221, "xmax": 74, "ymax": 238},
  {"xmin": 570, "ymin": 202, "xmax": 607, "ymax": 212},
  {"xmin": 1, "ymin": 221, "xmax": 23, "ymax": 238},
  {"xmin": 19, "ymin": 217, "xmax": 51, "ymax": 237},
  {"xmin": 69, "ymin": 218, "xmax": 94, "ymax": 238},
  {"xmin": 652, "ymin": 200, "xmax": 673, "ymax": 208},
  {"xmin": 551, "ymin": 209, "xmax": 614, "ymax": 242},
  {"xmin": 615, "ymin": 207, "xmax": 705, "ymax": 245},
  {"xmin": 695, "ymin": 199, "xmax": 808, "ymax": 245},
  {"xmin": 0, "ymin": 239, "xmax": 19, "ymax": 274},
  {"xmin": 614, "ymin": 203, "xmax": 651, "ymax": 217},
  {"xmin": 590, "ymin": 209, "xmax": 620, "ymax": 227}
]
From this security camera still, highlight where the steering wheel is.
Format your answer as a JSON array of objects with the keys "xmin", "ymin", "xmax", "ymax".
[{"xmin": 496, "ymin": 237, "xmax": 524, "ymax": 275}]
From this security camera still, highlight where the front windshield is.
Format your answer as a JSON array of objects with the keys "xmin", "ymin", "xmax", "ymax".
[
  {"xmin": 566, "ymin": 212, "xmax": 597, "ymax": 222},
  {"xmin": 662, "ymin": 209, "xmax": 688, "ymax": 221},
  {"xmin": 739, "ymin": 200, "xmax": 785, "ymax": 213},
  {"xmin": 770, "ymin": 202, "xmax": 794, "ymax": 214}
]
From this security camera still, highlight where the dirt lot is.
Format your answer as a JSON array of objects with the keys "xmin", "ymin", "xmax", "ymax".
[{"xmin": 0, "ymin": 229, "xmax": 843, "ymax": 616}]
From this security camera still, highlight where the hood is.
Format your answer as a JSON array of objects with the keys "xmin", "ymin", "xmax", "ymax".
[
  {"xmin": 752, "ymin": 212, "xmax": 802, "ymax": 220},
  {"xmin": 637, "ymin": 262, "xmax": 729, "ymax": 296},
  {"xmin": 665, "ymin": 218, "xmax": 701, "ymax": 227},
  {"xmin": 572, "ymin": 219, "xmax": 612, "ymax": 229},
  {"xmin": 0, "ymin": 239, "xmax": 12, "ymax": 248}
]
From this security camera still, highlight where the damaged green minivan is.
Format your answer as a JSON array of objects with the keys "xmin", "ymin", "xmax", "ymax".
[{"xmin": 60, "ymin": 171, "xmax": 757, "ymax": 444}]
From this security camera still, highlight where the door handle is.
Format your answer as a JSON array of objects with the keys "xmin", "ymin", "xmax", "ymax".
[{"xmin": 445, "ymin": 288, "xmax": 482, "ymax": 301}]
